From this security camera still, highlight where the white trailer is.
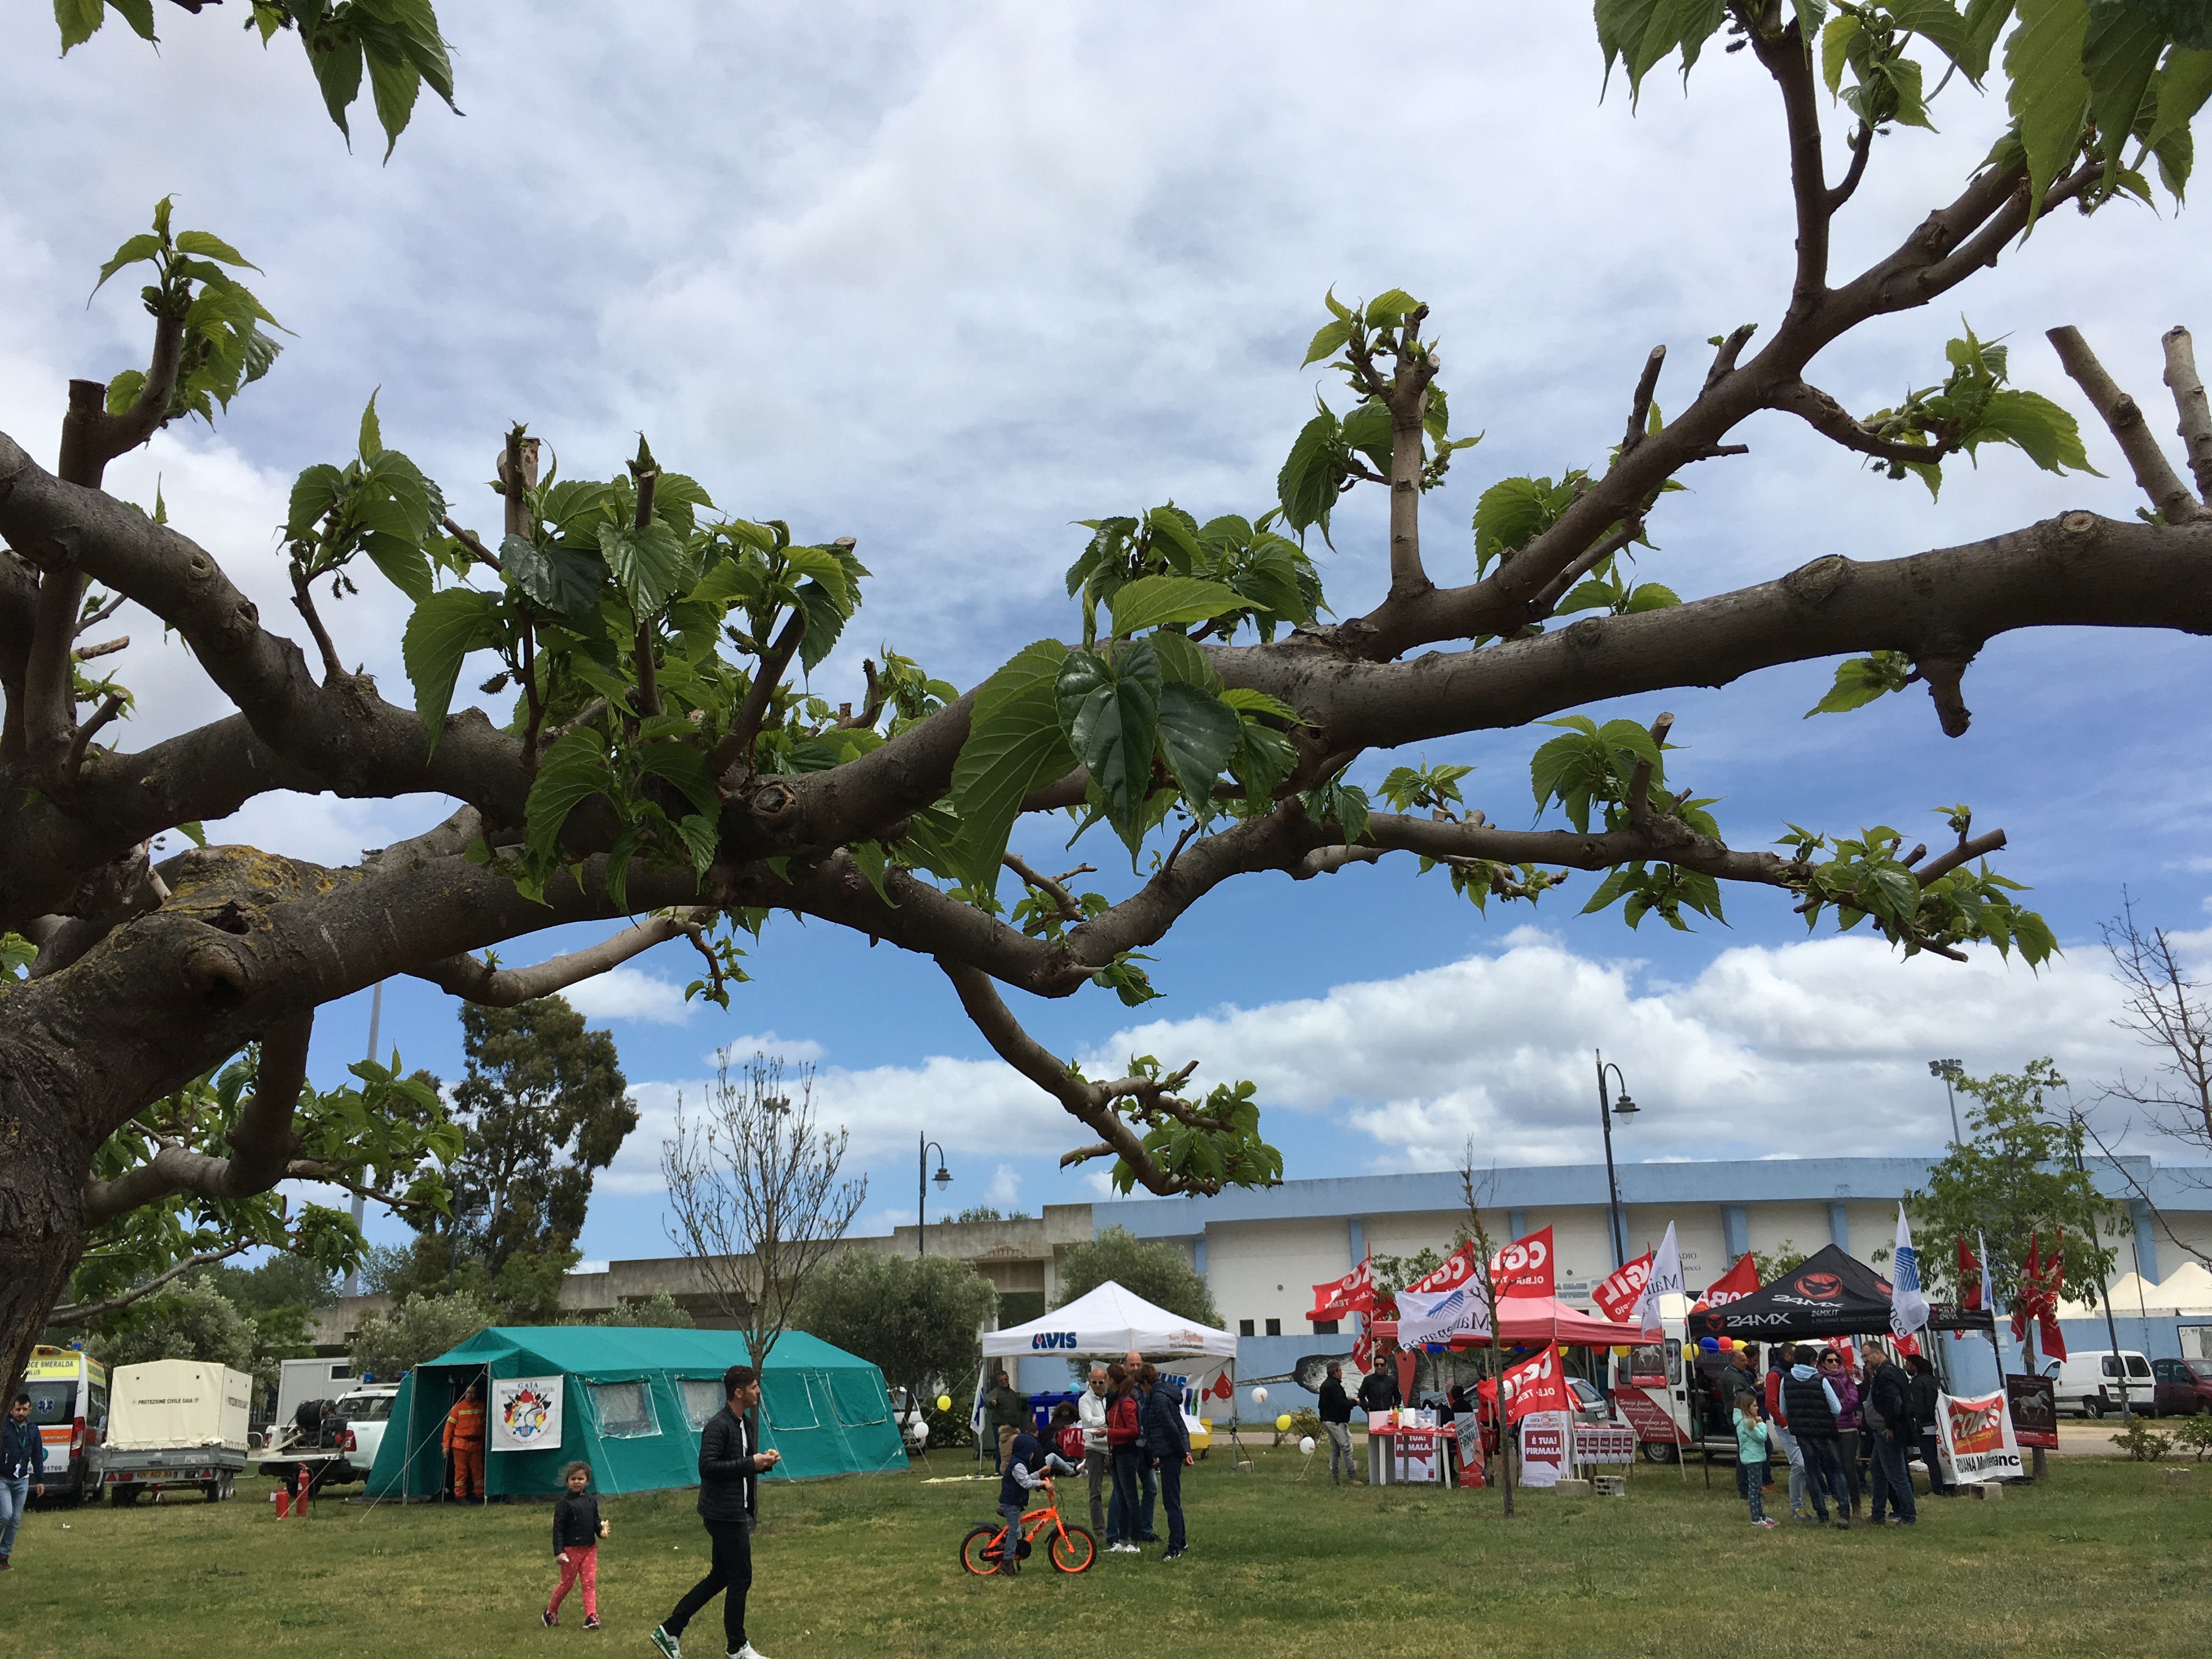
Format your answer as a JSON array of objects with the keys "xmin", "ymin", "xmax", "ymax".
[
  {"xmin": 101, "ymin": 1359, "xmax": 253, "ymax": 1504},
  {"xmin": 274, "ymin": 1357, "xmax": 353, "ymax": 1430}
]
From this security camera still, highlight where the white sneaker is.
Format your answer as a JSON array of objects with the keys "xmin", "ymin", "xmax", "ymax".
[{"xmin": 731, "ymin": 1646, "xmax": 771, "ymax": 1659}]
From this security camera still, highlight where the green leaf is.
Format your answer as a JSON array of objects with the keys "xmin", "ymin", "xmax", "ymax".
[
  {"xmin": 1149, "ymin": 630, "xmax": 1221, "ymax": 691},
  {"xmin": 674, "ymin": 813, "xmax": 720, "ymax": 877},
  {"xmin": 597, "ymin": 520, "xmax": 690, "ymax": 617},
  {"xmin": 1154, "ymin": 681, "xmax": 1241, "ymax": 806},
  {"xmin": 285, "ymin": 463, "xmax": 345, "ymax": 541},
  {"xmin": 639, "ymin": 741, "xmax": 721, "ymax": 817},
  {"xmin": 1107, "ymin": 575, "xmax": 1249, "ymax": 636},
  {"xmin": 2008, "ymin": 0, "xmax": 2094, "ymax": 232},
  {"xmin": 793, "ymin": 579, "xmax": 847, "ymax": 675},
  {"xmin": 56, "ymin": 0, "xmax": 107, "ymax": 52},
  {"xmin": 307, "ymin": 31, "xmax": 366, "ymax": 144},
  {"xmin": 400, "ymin": 588, "xmax": 501, "ymax": 748},
  {"xmin": 1302, "ymin": 318, "xmax": 1353, "ymax": 366},
  {"xmin": 2145, "ymin": 47, "xmax": 2212, "ymax": 154},
  {"xmin": 523, "ymin": 729, "xmax": 614, "ymax": 864},
  {"xmin": 103, "ymin": 369, "xmax": 145, "ymax": 415},
  {"xmin": 1220, "ymin": 686, "xmax": 1299, "ymax": 723},
  {"xmin": 1804, "ymin": 651, "xmax": 1915, "ymax": 717},
  {"xmin": 93, "ymin": 230, "xmax": 165, "ymax": 295},
  {"xmin": 366, "ymin": 38, "xmax": 423, "ymax": 161},
  {"xmin": 1276, "ymin": 408, "xmax": 1346, "ymax": 541},
  {"xmin": 362, "ymin": 535, "xmax": 433, "ymax": 604},
  {"xmin": 357, "ymin": 389, "xmax": 382, "ymax": 460},
  {"xmin": 175, "ymin": 820, "xmax": 207, "ymax": 849},
  {"xmin": 1339, "ymin": 399, "xmax": 1395, "ymax": 475},
  {"xmin": 1144, "ymin": 507, "xmax": 1204, "ymax": 574},
  {"xmin": 172, "ymin": 230, "xmax": 258, "ymax": 272},
  {"xmin": 946, "ymin": 640, "xmax": 1080, "ymax": 886},
  {"xmin": 2083, "ymin": 0, "xmax": 2169, "ymax": 170},
  {"xmin": 1622, "ymin": 582, "xmax": 1681, "ymax": 613},
  {"xmin": 1059, "ymin": 641, "xmax": 1163, "ymax": 854},
  {"xmin": 1364, "ymin": 288, "xmax": 1419, "ymax": 325},
  {"xmin": 1971, "ymin": 388, "xmax": 2101, "ymax": 473},
  {"xmin": 503, "ymin": 535, "xmax": 605, "ymax": 619}
]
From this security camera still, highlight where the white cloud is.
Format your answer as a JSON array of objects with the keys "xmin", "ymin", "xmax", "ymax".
[
  {"xmin": 701, "ymin": 1035, "xmax": 827, "ymax": 1065},
  {"xmin": 563, "ymin": 968, "xmax": 697, "ymax": 1026},
  {"xmin": 599, "ymin": 926, "xmax": 2175, "ymax": 1201}
]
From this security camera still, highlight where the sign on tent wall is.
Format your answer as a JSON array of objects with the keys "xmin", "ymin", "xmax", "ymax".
[{"xmin": 491, "ymin": 1375, "xmax": 563, "ymax": 1453}]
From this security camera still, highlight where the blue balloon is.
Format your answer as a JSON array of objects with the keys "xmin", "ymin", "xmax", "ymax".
[{"xmin": 1699, "ymin": 1336, "xmax": 1720, "ymax": 1352}]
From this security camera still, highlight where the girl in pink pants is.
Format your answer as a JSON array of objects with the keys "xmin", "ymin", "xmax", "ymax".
[{"xmin": 545, "ymin": 1462, "xmax": 608, "ymax": 1628}]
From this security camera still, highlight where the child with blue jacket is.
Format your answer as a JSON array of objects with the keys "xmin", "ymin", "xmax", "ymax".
[
  {"xmin": 996, "ymin": 1426, "xmax": 1077, "ymax": 1575},
  {"xmin": 1732, "ymin": 1391, "xmax": 1778, "ymax": 1527}
]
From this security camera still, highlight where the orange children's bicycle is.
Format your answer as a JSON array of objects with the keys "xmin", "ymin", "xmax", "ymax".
[{"xmin": 959, "ymin": 1480, "xmax": 1096, "ymax": 1575}]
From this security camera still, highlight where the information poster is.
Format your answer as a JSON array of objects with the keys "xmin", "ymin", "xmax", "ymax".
[
  {"xmin": 1519, "ymin": 1413, "xmax": 1566, "ymax": 1488},
  {"xmin": 490, "ymin": 1375, "xmax": 564, "ymax": 1452},
  {"xmin": 2004, "ymin": 1374, "xmax": 2058, "ymax": 1450}
]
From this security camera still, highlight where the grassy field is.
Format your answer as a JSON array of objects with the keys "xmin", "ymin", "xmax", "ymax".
[{"xmin": 3, "ymin": 1449, "xmax": 2206, "ymax": 1658}]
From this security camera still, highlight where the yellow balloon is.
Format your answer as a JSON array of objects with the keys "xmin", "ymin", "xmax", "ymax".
[
  {"xmin": 1556, "ymin": 1344, "xmax": 1569, "ymax": 1356},
  {"xmin": 1611, "ymin": 1345, "xmax": 1630, "ymax": 1357},
  {"xmin": 935, "ymin": 1395, "xmax": 952, "ymax": 1412},
  {"xmin": 1275, "ymin": 1413, "xmax": 1292, "ymax": 1432}
]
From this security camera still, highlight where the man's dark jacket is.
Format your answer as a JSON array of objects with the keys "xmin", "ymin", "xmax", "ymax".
[
  {"xmin": 697, "ymin": 1406, "xmax": 759, "ymax": 1525},
  {"xmin": 1140, "ymin": 1383, "xmax": 1189, "ymax": 1462},
  {"xmin": 1357, "ymin": 1370, "xmax": 1400, "ymax": 1415},
  {"xmin": 1, "ymin": 1417, "xmax": 44, "ymax": 1481},
  {"xmin": 984, "ymin": 1381, "xmax": 1029, "ymax": 1431},
  {"xmin": 1865, "ymin": 1359, "xmax": 1915, "ymax": 1439},
  {"xmin": 1317, "ymin": 1378, "xmax": 1353, "ymax": 1424},
  {"xmin": 1781, "ymin": 1369, "xmax": 1841, "ymax": 1440},
  {"xmin": 1906, "ymin": 1368, "xmax": 1940, "ymax": 1438}
]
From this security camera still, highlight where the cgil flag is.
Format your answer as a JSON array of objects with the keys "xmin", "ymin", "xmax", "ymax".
[
  {"xmin": 1633, "ymin": 1223, "xmax": 1684, "ymax": 1341},
  {"xmin": 1593, "ymin": 1250, "xmax": 1655, "ymax": 1323},
  {"xmin": 1889, "ymin": 1205, "xmax": 1930, "ymax": 1340}
]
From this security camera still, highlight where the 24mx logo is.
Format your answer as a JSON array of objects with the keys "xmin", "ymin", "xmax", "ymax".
[{"xmin": 1030, "ymin": 1331, "xmax": 1082, "ymax": 1351}]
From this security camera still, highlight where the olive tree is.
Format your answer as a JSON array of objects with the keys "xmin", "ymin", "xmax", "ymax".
[{"xmin": 7, "ymin": 3, "xmax": 2212, "ymax": 1384}]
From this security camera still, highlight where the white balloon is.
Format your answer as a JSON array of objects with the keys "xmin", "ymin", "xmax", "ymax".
[
  {"xmin": 1250, "ymin": 1386, "xmax": 1268, "ymax": 1405},
  {"xmin": 1299, "ymin": 1436, "xmax": 1316, "ymax": 1455}
]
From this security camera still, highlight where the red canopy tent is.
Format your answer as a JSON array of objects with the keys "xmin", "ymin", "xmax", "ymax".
[{"xmin": 1372, "ymin": 1296, "xmax": 1643, "ymax": 1350}]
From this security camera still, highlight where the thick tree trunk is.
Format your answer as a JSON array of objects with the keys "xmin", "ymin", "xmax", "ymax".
[{"xmin": 0, "ymin": 1030, "xmax": 104, "ymax": 1385}]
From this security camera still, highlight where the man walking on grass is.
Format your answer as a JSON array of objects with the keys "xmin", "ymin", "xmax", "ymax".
[
  {"xmin": 652, "ymin": 1365, "xmax": 782, "ymax": 1659},
  {"xmin": 1077, "ymin": 1365, "xmax": 1111, "ymax": 1539},
  {"xmin": 1862, "ymin": 1341, "xmax": 1920, "ymax": 1527},
  {"xmin": 2, "ymin": 1393, "xmax": 47, "ymax": 1570},
  {"xmin": 983, "ymin": 1368, "xmax": 1029, "ymax": 1475}
]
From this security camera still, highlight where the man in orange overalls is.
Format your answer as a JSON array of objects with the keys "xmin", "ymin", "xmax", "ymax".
[{"xmin": 444, "ymin": 1379, "xmax": 487, "ymax": 1502}]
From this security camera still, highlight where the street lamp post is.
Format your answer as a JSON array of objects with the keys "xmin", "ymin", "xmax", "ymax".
[
  {"xmin": 918, "ymin": 1135, "xmax": 951, "ymax": 1257},
  {"xmin": 1594, "ymin": 1049, "xmax": 1640, "ymax": 1272},
  {"xmin": 1928, "ymin": 1059, "xmax": 1965, "ymax": 1144}
]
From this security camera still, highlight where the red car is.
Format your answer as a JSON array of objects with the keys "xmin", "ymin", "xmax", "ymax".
[{"xmin": 2151, "ymin": 1358, "xmax": 2212, "ymax": 1417}]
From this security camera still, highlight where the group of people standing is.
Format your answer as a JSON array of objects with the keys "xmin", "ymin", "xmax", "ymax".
[
  {"xmin": 1728, "ymin": 1340, "xmax": 1952, "ymax": 1530},
  {"xmin": 981, "ymin": 1360, "xmax": 1192, "ymax": 1568}
]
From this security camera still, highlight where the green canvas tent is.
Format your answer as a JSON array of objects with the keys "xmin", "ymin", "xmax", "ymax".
[{"xmin": 363, "ymin": 1326, "xmax": 906, "ymax": 1500}]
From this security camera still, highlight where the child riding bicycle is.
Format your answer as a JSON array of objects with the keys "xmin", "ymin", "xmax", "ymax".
[{"xmin": 996, "ymin": 1421, "xmax": 1080, "ymax": 1576}]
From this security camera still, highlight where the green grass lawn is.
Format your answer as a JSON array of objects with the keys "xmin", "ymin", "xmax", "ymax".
[{"xmin": 4, "ymin": 1451, "xmax": 2205, "ymax": 1658}]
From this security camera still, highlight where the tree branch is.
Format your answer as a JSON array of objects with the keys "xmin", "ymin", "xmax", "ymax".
[
  {"xmin": 410, "ymin": 907, "xmax": 719, "ymax": 1006},
  {"xmin": 2047, "ymin": 325, "xmax": 2204, "ymax": 523},
  {"xmin": 44, "ymin": 1239, "xmax": 257, "ymax": 1327},
  {"xmin": 1619, "ymin": 347, "xmax": 1666, "ymax": 458},
  {"xmin": 81, "ymin": 1011, "xmax": 313, "ymax": 1224},
  {"xmin": 710, "ymin": 609, "xmax": 809, "ymax": 781},
  {"xmin": 1911, "ymin": 828, "xmax": 2007, "ymax": 887},
  {"xmin": 1773, "ymin": 377, "xmax": 1960, "ymax": 469},
  {"xmin": 1003, "ymin": 854, "xmax": 1087, "ymax": 924},
  {"xmin": 2160, "ymin": 325, "xmax": 2212, "ymax": 505}
]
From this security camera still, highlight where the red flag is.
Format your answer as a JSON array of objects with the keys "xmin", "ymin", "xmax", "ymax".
[
  {"xmin": 1592, "ymin": 1251, "xmax": 1654, "ymax": 1322},
  {"xmin": 1309, "ymin": 1256, "xmax": 1375, "ymax": 1321},
  {"xmin": 2011, "ymin": 1234, "xmax": 2040, "ymax": 1344},
  {"xmin": 2038, "ymin": 1229, "xmax": 2068, "ymax": 1360},
  {"xmin": 1690, "ymin": 1252, "xmax": 1760, "ymax": 1313},
  {"xmin": 1892, "ymin": 1331, "xmax": 1922, "ymax": 1358},
  {"xmin": 1489, "ymin": 1226, "xmax": 1556, "ymax": 1300},
  {"xmin": 1352, "ymin": 1328, "xmax": 1374, "ymax": 1374},
  {"xmin": 1402, "ymin": 1241, "xmax": 1480, "ymax": 1299},
  {"xmin": 1394, "ymin": 1347, "xmax": 1419, "ymax": 1404},
  {"xmin": 1498, "ymin": 1347, "xmax": 1573, "ymax": 1425},
  {"xmin": 1956, "ymin": 1237, "xmax": 1983, "ymax": 1312}
]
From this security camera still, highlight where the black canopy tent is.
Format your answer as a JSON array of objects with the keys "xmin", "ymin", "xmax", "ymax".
[{"xmin": 1688, "ymin": 1244, "xmax": 1995, "ymax": 1343}]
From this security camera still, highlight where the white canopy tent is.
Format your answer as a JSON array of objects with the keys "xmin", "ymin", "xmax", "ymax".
[{"xmin": 982, "ymin": 1280, "xmax": 1239, "ymax": 1369}]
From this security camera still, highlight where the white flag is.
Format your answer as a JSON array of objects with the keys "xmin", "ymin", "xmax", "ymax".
[
  {"xmin": 1890, "ymin": 1205, "xmax": 1930, "ymax": 1339},
  {"xmin": 1633, "ymin": 1223, "xmax": 1684, "ymax": 1341},
  {"xmin": 1397, "ymin": 1284, "xmax": 1492, "ymax": 1348}
]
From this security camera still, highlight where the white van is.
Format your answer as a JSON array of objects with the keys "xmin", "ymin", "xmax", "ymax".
[{"xmin": 2042, "ymin": 1351, "xmax": 2154, "ymax": 1418}]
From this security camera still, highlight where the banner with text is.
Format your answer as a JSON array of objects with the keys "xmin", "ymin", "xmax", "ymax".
[{"xmin": 1934, "ymin": 1388, "xmax": 2023, "ymax": 1485}]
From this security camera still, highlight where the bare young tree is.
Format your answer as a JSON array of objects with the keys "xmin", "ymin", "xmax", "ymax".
[
  {"xmin": 1458, "ymin": 1147, "xmax": 1514, "ymax": 1518},
  {"xmin": 2089, "ymin": 897, "xmax": 2212, "ymax": 1268},
  {"xmin": 660, "ymin": 1052, "xmax": 868, "ymax": 1368}
]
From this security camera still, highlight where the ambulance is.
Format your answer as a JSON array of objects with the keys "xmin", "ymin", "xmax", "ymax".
[{"xmin": 15, "ymin": 1345, "xmax": 109, "ymax": 1504}]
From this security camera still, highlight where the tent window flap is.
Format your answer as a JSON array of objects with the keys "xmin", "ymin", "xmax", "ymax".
[
  {"xmin": 680, "ymin": 1378, "xmax": 724, "ymax": 1431},
  {"xmin": 760, "ymin": 1372, "xmax": 816, "ymax": 1430},
  {"xmin": 589, "ymin": 1380, "xmax": 660, "ymax": 1439},
  {"xmin": 828, "ymin": 1370, "xmax": 887, "ymax": 1426}
]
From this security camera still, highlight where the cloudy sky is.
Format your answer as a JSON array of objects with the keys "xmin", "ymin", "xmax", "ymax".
[{"xmin": 5, "ymin": 5, "xmax": 2208, "ymax": 1264}]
